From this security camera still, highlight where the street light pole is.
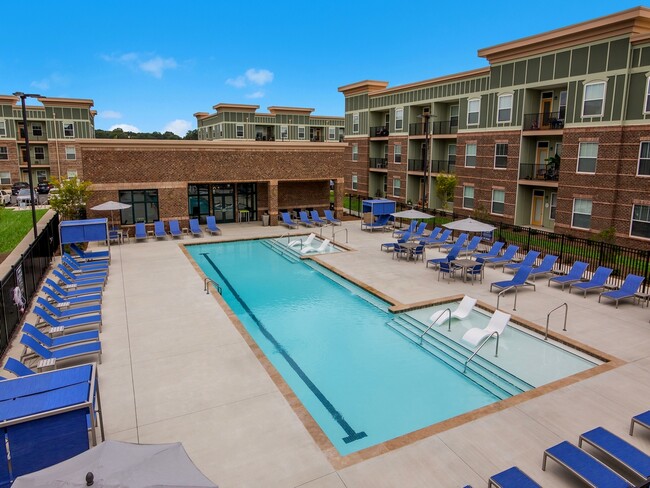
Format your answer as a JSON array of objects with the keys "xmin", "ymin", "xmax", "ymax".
[
  {"xmin": 14, "ymin": 92, "xmax": 44, "ymax": 239},
  {"xmin": 422, "ymin": 112, "xmax": 431, "ymax": 210}
]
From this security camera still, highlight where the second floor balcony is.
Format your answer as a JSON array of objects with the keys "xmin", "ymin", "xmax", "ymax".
[
  {"xmin": 431, "ymin": 160, "xmax": 455, "ymax": 174},
  {"xmin": 408, "ymin": 159, "xmax": 424, "ymax": 171},
  {"xmin": 370, "ymin": 125, "xmax": 389, "ymax": 137},
  {"xmin": 523, "ymin": 111, "xmax": 564, "ymax": 131},
  {"xmin": 409, "ymin": 119, "xmax": 458, "ymax": 136},
  {"xmin": 369, "ymin": 158, "xmax": 388, "ymax": 169},
  {"xmin": 519, "ymin": 162, "xmax": 559, "ymax": 181}
]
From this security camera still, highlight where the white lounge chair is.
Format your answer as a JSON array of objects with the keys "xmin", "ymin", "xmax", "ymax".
[
  {"xmin": 429, "ymin": 296, "xmax": 477, "ymax": 326},
  {"xmin": 301, "ymin": 238, "xmax": 331, "ymax": 254},
  {"xmin": 288, "ymin": 233, "xmax": 315, "ymax": 248},
  {"xmin": 461, "ymin": 309, "xmax": 510, "ymax": 347}
]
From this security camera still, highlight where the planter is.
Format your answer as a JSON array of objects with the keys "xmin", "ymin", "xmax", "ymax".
[{"xmin": 262, "ymin": 214, "xmax": 270, "ymax": 226}]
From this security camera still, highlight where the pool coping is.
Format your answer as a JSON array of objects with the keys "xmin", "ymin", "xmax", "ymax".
[{"xmin": 181, "ymin": 238, "xmax": 625, "ymax": 470}]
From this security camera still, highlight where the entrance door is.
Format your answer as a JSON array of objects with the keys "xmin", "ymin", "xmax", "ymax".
[
  {"xmin": 188, "ymin": 184, "xmax": 210, "ymax": 223},
  {"xmin": 536, "ymin": 141, "xmax": 549, "ymax": 178},
  {"xmin": 540, "ymin": 92, "xmax": 553, "ymax": 128},
  {"xmin": 531, "ymin": 189, "xmax": 544, "ymax": 226},
  {"xmin": 212, "ymin": 184, "xmax": 235, "ymax": 223}
]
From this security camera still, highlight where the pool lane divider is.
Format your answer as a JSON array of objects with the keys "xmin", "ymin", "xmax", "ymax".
[{"xmin": 200, "ymin": 253, "xmax": 367, "ymax": 444}]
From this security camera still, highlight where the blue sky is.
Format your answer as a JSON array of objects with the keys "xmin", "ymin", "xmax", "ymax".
[{"xmin": 1, "ymin": 1, "xmax": 644, "ymax": 135}]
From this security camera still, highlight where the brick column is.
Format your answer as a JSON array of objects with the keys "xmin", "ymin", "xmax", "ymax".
[
  {"xmin": 334, "ymin": 177, "xmax": 344, "ymax": 218},
  {"xmin": 268, "ymin": 179, "xmax": 279, "ymax": 225}
]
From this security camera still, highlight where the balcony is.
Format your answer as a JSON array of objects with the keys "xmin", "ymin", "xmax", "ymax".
[
  {"xmin": 523, "ymin": 111, "xmax": 564, "ymax": 131},
  {"xmin": 430, "ymin": 160, "xmax": 455, "ymax": 174},
  {"xmin": 369, "ymin": 158, "xmax": 388, "ymax": 169},
  {"xmin": 409, "ymin": 120, "xmax": 458, "ymax": 136},
  {"xmin": 370, "ymin": 125, "xmax": 389, "ymax": 137},
  {"xmin": 408, "ymin": 159, "xmax": 424, "ymax": 171},
  {"xmin": 519, "ymin": 163, "xmax": 559, "ymax": 181}
]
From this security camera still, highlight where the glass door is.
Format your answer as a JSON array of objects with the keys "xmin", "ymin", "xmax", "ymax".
[
  {"xmin": 212, "ymin": 184, "xmax": 235, "ymax": 223},
  {"xmin": 188, "ymin": 184, "xmax": 210, "ymax": 223}
]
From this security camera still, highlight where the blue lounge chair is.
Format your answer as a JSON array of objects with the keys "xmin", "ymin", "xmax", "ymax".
[
  {"xmin": 599, "ymin": 274, "xmax": 645, "ymax": 308},
  {"xmin": 280, "ymin": 212, "xmax": 299, "ymax": 229},
  {"xmin": 169, "ymin": 219, "xmax": 183, "ymax": 238},
  {"xmin": 579, "ymin": 427, "xmax": 650, "ymax": 482},
  {"xmin": 490, "ymin": 266, "xmax": 535, "ymax": 293},
  {"xmin": 483, "ymin": 244, "xmax": 519, "ymax": 269},
  {"xmin": 427, "ymin": 249, "xmax": 460, "ymax": 269},
  {"xmin": 441, "ymin": 233, "xmax": 468, "ymax": 252},
  {"xmin": 542, "ymin": 440, "xmax": 633, "ymax": 487},
  {"xmin": 392, "ymin": 242, "xmax": 408, "ymax": 260},
  {"xmin": 474, "ymin": 241, "xmax": 505, "ymax": 262},
  {"xmin": 20, "ymin": 334, "xmax": 102, "ymax": 366},
  {"xmin": 42, "ymin": 286, "xmax": 102, "ymax": 306},
  {"xmin": 630, "ymin": 410, "xmax": 650, "ymax": 435},
  {"xmin": 425, "ymin": 226, "xmax": 442, "ymax": 240},
  {"xmin": 487, "ymin": 466, "xmax": 541, "ymax": 488},
  {"xmin": 361, "ymin": 213, "xmax": 392, "ymax": 231},
  {"xmin": 54, "ymin": 266, "xmax": 107, "ymax": 286},
  {"xmin": 548, "ymin": 261, "xmax": 589, "ymax": 290},
  {"xmin": 299, "ymin": 211, "xmax": 315, "ymax": 227},
  {"xmin": 135, "ymin": 222, "xmax": 148, "ymax": 241},
  {"xmin": 45, "ymin": 278, "xmax": 102, "ymax": 297},
  {"xmin": 189, "ymin": 218, "xmax": 203, "ymax": 237},
  {"xmin": 53, "ymin": 269, "xmax": 105, "ymax": 291},
  {"xmin": 34, "ymin": 306, "xmax": 102, "ymax": 332},
  {"xmin": 381, "ymin": 233, "xmax": 410, "ymax": 252},
  {"xmin": 310, "ymin": 210, "xmax": 327, "ymax": 226},
  {"xmin": 423, "ymin": 228, "xmax": 452, "ymax": 247},
  {"xmin": 23, "ymin": 323, "xmax": 99, "ymax": 349},
  {"xmin": 411, "ymin": 222, "xmax": 428, "ymax": 240},
  {"xmin": 63, "ymin": 254, "xmax": 109, "ymax": 274},
  {"xmin": 154, "ymin": 220, "xmax": 168, "ymax": 239},
  {"xmin": 393, "ymin": 220, "xmax": 417, "ymax": 238},
  {"xmin": 206, "ymin": 215, "xmax": 222, "ymax": 235},
  {"xmin": 4, "ymin": 357, "xmax": 35, "ymax": 377},
  {"xmin": 529, "ymin": 254, "xmax": 558, "ymax": 281},
  {"xmin": 323, "ymin": 209, "xmax": 341, "ymax": 225},
  {"xmin": 504, "ymin": 250, "xmax": 540, "ymax": 273},
  {"xmin": 64, "ymin": 252, "xmax": 109, "ymax": 270},
  {"xmin": 36, "ymin": 297, "xmax": 101, "ymax": 320},
  {"xmin": 569, "ymin": 266, "xmax": 614, "ymax": 297},
  {"xmin": 458, "ymin": 236, "xmax": 482, "ymax": 256},
  {"xmin": 69, "ymin": 243, "xmax": 110, "ymax": 262}
]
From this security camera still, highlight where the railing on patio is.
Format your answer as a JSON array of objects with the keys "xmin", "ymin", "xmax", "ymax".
[
  {"xmin": 369, "ymin": 158, "xmax": 388, "ymax": 169},
  {"xmin": 523, "ymin": 111, "xmax": 564, "ymax": 131},
  {"xmin": 519, "ymin": 163, "xmax": 559, "ymax": 181},
  {"xmin": 408, "ymin": 120, "xmax": 458, "ymax": 136},
  {"xmin": 370, "ymin": 125, "xmax": 389, "ymax": 137},
  {"xmin": 430, "ymin": 160, "xmax": 456, "ymax": 174},
  {"xmin": 408, "ymin": 159, "xmax": 424, "ymax": 172}
]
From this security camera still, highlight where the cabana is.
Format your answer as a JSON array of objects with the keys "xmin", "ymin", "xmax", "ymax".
[
  {"xmin": 59, "ymin": 218, "xmax": 110, "ymax": 260},
  {"xmin": 361, "ymin": 199, "xmax": 395, "ymax": 232}
]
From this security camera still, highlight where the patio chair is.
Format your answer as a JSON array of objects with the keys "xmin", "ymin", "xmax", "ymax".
[
  {"xmin": 22, "ymin": 322, "xmax": 99, "ymax": 349},
  {"xmin": 189, "ymin": 218, "xmax": 203, "ymax": 237},
  {"xmin": 135, "ymin": 222, "xmax": 148, "ymax": 241},
  {"xmin": 45, "ymin": 278, "xmax": 103, "ymax": 298},
  {"xmin": 393, "ymin": 220, "xmax": 417, "ymax": 238},
  {"xmin": 299, "ymin": 211, "xmax": 315, "ymax": 227},
  {"xmin": 569, "ymin": 266, "xmax": 613, "ymax": 297},
  {"xmin": 301, "ymin": 238, "xmax": 331, "ymax": 254},
  {"xmin": 69, "ymin": 243, "xmax": 110, "ymax": 262},
  {"xmin": 55, "ymin": 266, "xmax": 107, "ymax": 286},
  {"xmin": 411, "ymin": 222, "xmax": 428, "ymax": 240},
  {"xmin": 441, "ymin": 233, "xmax": 468, "ymax": 252},
  {"xmin": 548, "ymin": 261, "xmax": 589, "ymax": 291},
  {"xmin": 473, "ymin": 241, "xmax": 505, "ymax": 262},
  {"xmin": 542, "ymin": 441, "xmax": 632, "ymax": 487},
  {"xmin": 20, "ymin": 333, "xmax": 102, "ymax": 367},
  {"xmin": 466, "ymin": 262, "xmax": 484, "ymax": 285},
  {"xmin": 430, "ymin": 296, "xmax": 477, "ymax": 326},
  {"xmin": 361, "ymin": 213, "xmax": 392, "ymax": 232},
  {"xmin": 483, "ymin": 245, "xmax": 520, "ymax": 269},
  {"xmin": 528, "ymin": 254, "xmax": 558, "ymax": 281},
  {"xmin": 490, "ymin": 266, "xmax": 535, "ymax": 293},
  {"xmin": 42, "ymin": 286, "xmax": 102, "ymax": 307},
  {"xmin": 427, "ymin": 249, "xmax": 460, "ymax": 269},
  {"xmin": 579, "ymin": 426, "xmax": 650, "ymax": 482},
  {"xmin": 462, "ymin": 309, "xmax": 510, "ymax": 347},
  {"xmin": 64, "ymin": 252, "xmax": 109, "ymax": 269},
  {"xmin": 310, "ymin": 210, "xmax": 327, "ymax": 226},
  {"xmin": 381, "ymin": 232, "xmax": 410, "ymax": 252},
  {"xmin": 503, "ymin": 250, "xmax": 540, "ymax": 273},
  {"xmin": 323, "ymin": 209, "xmax": 341, "ymax": 225},
  {"xmin": 206, "ymin": 216, "xmax": 222, "ymax": 235},
  {"xmin": 630, "ymin": 410, "xmax": 650, "ymax": 436},
  {"xmin": 154, "ymin": 221, "xmax": 168, "ymax": 239},
  {"xmin": 280, "ymin": 212, "xmax": 299, "ymax": 229},
  {"xmin": 289, "ymin": 233, "xmax": 315, "ymax": 248},
  {"xmin": 53, "ymin": 269, "xmax": 105, "ymax": 291},
  {"xmin": 169, "ymin": 219, "xmax": 183, "ymax": 238},
  {"xmin": 425, "ymin": 227, "xmax": 442, "ymax": 240},
  {"xmin": 392, "ymin": 242, "xmax": 408, "ymax": 260},
  {"xmin": 422, "ymin": 228, "xmax": 452, "ymax": 247},
  {"xmin": 33, "ymin": 306, "xmax": 102, "ymax": 333},
  {"xmin": 63, "ymin": 254, "xmax": 109, "ymax": 273},
  {"xmin": 438, "ymin": 260, "xmax": 460, "ymax": 282},
  {"xmin": 487, "ymin": 466, "xmax": 541, "ymax": 488},
  {"xmin": 599, "ymin": 274, "xmax": 644, "ymax": 308},
  {"xmin": 411, "ymin": 242, "xmax": 426, "ymax": 262},
  {"xmin": 457, "ymin": 236, "xmax": 482, "ymax": 256},
  {"xmin": 36, "ymin": 297, "xmax": 101, "ymax": 320},
  {"xmin": 4, "ymin": 357, "xmax": 35, "ymax": 377}
]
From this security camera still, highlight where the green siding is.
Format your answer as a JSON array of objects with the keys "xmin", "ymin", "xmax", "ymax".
[
  {"xmin": 633, "ymin": 47, "xmax": 641, "ymax": 67},
  {"xmin": 608, "ymin": 38, "xmax": 629, "ymax": 70},
  {"xmin": 588, "ymin": 43, "xmax": 608, "ymax": 74},
  {"xmin": 501, "ymin": 63, "xmax": 514, "ymax": 87},
  {"xmin": 627, "ymin": 72, "xmax": 647, "ymax": 119},
  {"xmin": 603, "ymin": 75, "xmax": 615, "ymax": 121},
  {"xmin": 514, "ymin": 60, "xmax": 526, "ymax": 85},
  {"xmin": 568, "ymin": 81, "xmax": 579, "ymax": 124},
  {"xmin": 540, "ymin": 54, "xmax": 555, "ymax": 81},
  {"xmin": 611, "ymin": 74, "xmax": 626, "ymax": 120},
  {"xmin": 570, "ymin": 47, "xmax": 589, "ymax": 76},
  {"xmin": 491, "ymin": 66, "xmax": 501, "ymax": 89},
  {"xmin": 526, "ymin": 57, "xmax": 540, "ymax": 83},
  {"xmin": 555, "ymin": 50, "xmax": 571, "ymax": 78},
  {"xmin": 641, "ymin": 47, "xmax": 650, "ymax": 67}
]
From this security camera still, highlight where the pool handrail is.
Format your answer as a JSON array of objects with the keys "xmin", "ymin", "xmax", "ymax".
[
  {"xmin": 496, "ymin": 285, "xmax": 518, "ymax": 311},
  {"xmin": 420, "ymin": 308, "xmax": 451, "ymax": 344},
  {"xmin": 545, "ymin": 302, "xmax": 568, "ymax": 340},
  {"xmin": 204, "ymin": 278, "xmax": 222, "ymax": 295},
  {"xmin": 332, "ymin": 227, "xmax": 348, "ymax": 243},
  {"xmin": 464, "ymin": 330, "xmax": 500, "ymax": 373}
]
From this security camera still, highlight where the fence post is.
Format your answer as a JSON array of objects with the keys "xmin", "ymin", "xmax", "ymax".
[
  {"xmin": 643, "ymin": 250, "xmax": 650, "ymax": 293},
  {"xmin": 526, "ymin": 227, "xmax": 531, "ymax": 252},
  {"xmin": 598, "ymin": 241, "xmax": 605, "ymax": 268}
]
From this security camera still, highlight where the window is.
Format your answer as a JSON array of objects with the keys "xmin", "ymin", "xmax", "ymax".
[
  {"xmin": 352, "ymin": 174, "xmax": 358, "ymax": 191},
  {"xmin": 328, "ymin": 127, "xmax": 336, "ymax": 140},
  {"xmin": 63, "ymin": 123, "xmax": 74, "ymax": 137},
  {"xmin": 465, "ymin": 143, "xmax": 477, "ymax": 167},
  {"xmin": 448, "ymin": 144, "xmax": 456, "ymax": 169},
  {"xmin": 280, "ymin": 126, "xmax": 288, "ymax": 140},
  {"xmin": 0, "ymin": 120, "xmax": 5, "ymax": 137},
  {"xmin": 559, "ymin": 91, "xmax": 567, "ymax": 120},
  {"xmin": 497, "ymin": 94, "xmax": 513, "ymax": 123},
  {"xmin": 494, "ymin": 143, "xmax": 508, "ymax": 168},
  {"xmin": 631, "ymin": 204, "xmax": 650, "ymax": 238},
  {"xmin": 491, "ymin": 189, "xmax": 505, "ymax": 215},
  {"xmin": 395, "ymin": 108, "xmax": 403, "ymax": 131},
  {"xmin": 572, "ymin": 198, "xmax": 592, "ymax": 229},
  {"xmin": 236, "ymin": 124, "xmax": 244, "ymax": 138},
  {"xmin": 34, "ymin": 147, "xmax": 44, "ymax": 160},
  {"xmin": 583, "ymin": 81, "xmax": 605, "ymax": 117},
  {"xmin": 450, "ymin": 105, "xmax": 459, "ymax": 128},
  {"xmin": 467, "ymin": 98, "xmax": 480, "ymax": 125},
  {"xmin": 352, "ymin": 113, "xmax": 359, "ymax": 134},
  {"xmin": 352, "ymin": 143, "xmax": 358, "ymax": 161},
  {"xmin": 218, "ymin": 123, "xmax": 223, "ymax": 137},
  {"xmin": 638, "ymin": 142, "xmax": 650, "ymax": 176},
  {"xmin": 577, "ymin": 142, "xmax": 598, "ymax": 173},
  {"xmin": 65, "ymin": 146, "xmax": 76, "ymax": 160},
  {"xmin": 393, "ymin": 178, "xmax": 401, "ymax": 197},
  {"xmin": 67, "ymin": 170, "xmax": 78, "ymax": 179},
  {"xmin": 32, "ymin": 124, "xmax": 43, "ymax": 137},
  {"xmin": 394, "ymin": 143, "xmax": 402, "ymax": 163},
  {"xmin": 118, "ymin": 189, "xmax": 160, "ymax": 225},
  {"xmin": 0, "ymin": 172, "xmax": 9, "ymax": 185},
  {"xmin": 298, "ymin": 126, "xmax": 305, "ymax": 140},
  {"xmin": 550, "ymin": 192, "xmax": 557, "ymax": 220},
  {"xmin": 645, "ymin": 78, "xmax": 650, "ymax": 114},
  {"xmin": 0, "ymin": 147, "xmax": 7, "ymax": 160},
  {"xmin": 36, "ymin": 170, "xmax": 47, "ymax": 182},
  {"xmin": 463, "ymin": 186, "xmax": 474, "ymax": 209}
]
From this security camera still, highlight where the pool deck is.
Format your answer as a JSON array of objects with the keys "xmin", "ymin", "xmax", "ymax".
[{"xmin": 22, "ymin": 221, "xmax": 650, "ymax": 486}]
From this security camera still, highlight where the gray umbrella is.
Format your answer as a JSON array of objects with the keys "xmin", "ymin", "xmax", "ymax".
[
  {"xmin": 12, "ymin": 440, "xmax": 217, "ymax": 488},
  {"xmin": 90, "ymin": 201, "xmax": 131, "ymax": 227},
  {"xmin": 443, "ymin": 217, "xmax": 496, "ymax": 233},
  {"xmin": 390, "ymin": 209, "xmax": 433, "ymax": 220}
]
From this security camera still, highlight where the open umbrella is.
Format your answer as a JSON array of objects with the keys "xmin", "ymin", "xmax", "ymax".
[
  {"xmin": 390, "ymin": 209, "xmax": 433, "ymax": 220},
  {"xmin": 443, "ymin": 217, "xmax": 496, "ymax": 233},
  {"xmin": 12, "ymin": 440, "xmax": 217, "ymax": 488},
  {"xmin": 90, "ymin": 201, "xmax": 131, "ymax": 228}
]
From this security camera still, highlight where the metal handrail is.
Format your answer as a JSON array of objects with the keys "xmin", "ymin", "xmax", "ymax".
[
  {"xmin": 463, "ymin": 331, "xmax": 500, "ymax": 373},
  {"xmin": 419, "ymin": 308, "xmax": 451, "ymax": 344},
  {"xmin": 319, "ymin": 223, "xmax": 333, "ymax": 237},
  {"xmin": 545, "ymin": 302, "xmax": 568, "ymax": 340},
  {"xmin": 496, "ymin": 285, "xmax": 518, "ymax": 311},
  {"xmin": 332, "ymin": 228, "xmax": 348, "ymax": 243},
  {"xmin": 204, "ymin": 278, "xmax": 222, "ymax": 295}
]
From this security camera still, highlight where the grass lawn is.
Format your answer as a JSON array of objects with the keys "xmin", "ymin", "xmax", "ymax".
[{"xmin": 0, "ymin": 208, "xmax": 49, "ymax": 253}]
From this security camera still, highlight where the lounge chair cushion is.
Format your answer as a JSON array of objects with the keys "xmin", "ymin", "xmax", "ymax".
[{"xmin": 489, "ymin": 466, "xmax": 540, "ymax": 488}]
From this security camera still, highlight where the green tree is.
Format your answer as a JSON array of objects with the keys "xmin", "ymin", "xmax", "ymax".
[
  {"xmin": 435, "ymin": 174, "xmax": 457, "ymax": 210},
  {"xmin": 184, "ymin": 129, "xmax": 198, "ymax": 140},
  {"xmin": 49, "ymin": 177, "xmax": 93, "ymax": 220}
]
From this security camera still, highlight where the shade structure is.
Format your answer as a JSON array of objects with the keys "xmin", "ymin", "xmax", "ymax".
[
  {"xmin": 443, "ymin": 217, "xmax": 496, "ymax": 233},
  {"xmin": 391, "ymin": 209, "xmax": 433, "ymax": 220},
  {"xmin": 12, "ymin": 440, "xmax": 217, "ymax": 488},
  {"xmin": 90, "ymin": 201, "xmax": 131, "ymax": 227}
]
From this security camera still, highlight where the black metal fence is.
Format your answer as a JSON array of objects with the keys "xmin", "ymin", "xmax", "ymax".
[
  {"xmin": 0, "ymin": 213, "xmax": 59, "ymax": 356},
  {"xmin": 344, "ymin": 194, "xmax": 650, "ymax": 290}
]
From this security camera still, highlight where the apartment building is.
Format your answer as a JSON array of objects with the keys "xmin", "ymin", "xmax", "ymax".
[{"xmin": 339, "ymin": 6, "xmax": 650, "ymax": 248}]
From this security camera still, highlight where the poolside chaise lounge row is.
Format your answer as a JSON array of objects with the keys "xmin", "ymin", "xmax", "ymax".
[
  {"xmin": 133, "ymin": 217, "xmax": 222, "ymax": 241},
  {"xmin": 280, "ymin": 210, "xmax": 341, "ymax": 229}
]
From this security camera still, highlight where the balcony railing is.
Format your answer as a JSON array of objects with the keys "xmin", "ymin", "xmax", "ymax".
[
  {"xmin": 523, "ymin": 111, "xmax": 564, "ymax": 131},
  {"xmin": 409, "ymin": 120, "xmax": 458, "ymax": 136},
  {"xmin": 431, "ymin": 160, "xmax": 456, "ymax": 174},
  {"xmin": 370, "ymin": 125, "xmax": 389, "ymax": 137},
  {"xmin": 369, "ymin": 158, "xmax": 388, "ymax": 169},
  {"xmin": 408, "ymin": 159, "xmax": 424, "ymax": 171},
  {"xmin": 519, "ymin": 163, "xmax": 559, "ymax": 181}
]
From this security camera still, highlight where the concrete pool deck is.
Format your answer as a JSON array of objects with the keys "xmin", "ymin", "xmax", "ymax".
[{"xmin": 26, "ymin": 221, "xmax": 650, "ymax": 486}]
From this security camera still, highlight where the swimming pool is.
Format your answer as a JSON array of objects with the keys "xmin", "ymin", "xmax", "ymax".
[{"xmin": 188, "ymin": 239, "xmax": 600, "ymax": 456}]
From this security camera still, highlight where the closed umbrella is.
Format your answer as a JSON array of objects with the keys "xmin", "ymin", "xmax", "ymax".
[
  {"xmin": 90, "ymin": 201, "xmax": 131, "ymax": 228},
  {"xmin": 443, "ymin": 217, "xmax": 496, "ymax": 233}
]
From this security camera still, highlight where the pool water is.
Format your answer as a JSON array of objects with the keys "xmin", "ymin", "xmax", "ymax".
[{"xmin": 188, "ymin": 239, "xmax": 599, "ymax": 455}]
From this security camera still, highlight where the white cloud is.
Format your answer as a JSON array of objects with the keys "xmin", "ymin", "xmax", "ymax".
[
  {"xmin": 139, "ymin": 56, "xmax": 177, "ymax": 78},
  {"xmin": 110, "ymin": 124, "xmax": 140, "ymax": 133},
  {"xmin": 226, "ymin": 68, "xmax": 274, "ymax": 89},
  {"xmin": 226, "ymin": 76, "xmax": 247, "ymax": 88},
  {"xmin": 102, "ymin": 52, "xmax": 177, "ymax": 78},
  {"xmin": 246, "ymin": 91, "xmax": 265, "ymax": 99},
  {"xmin": 30, "ymin": 72, "xmax": 67, "ymax": 92},
  {"xmin": 31, "ymin": 79, "xmax": 49, "ymax": 90},
  {"xmin": 163, "ymin": 119, "xmax": 191, "ymax": 137},
  {"xmin": 98, "ymin": 110, "xmax": 122, "ymax": 119}
]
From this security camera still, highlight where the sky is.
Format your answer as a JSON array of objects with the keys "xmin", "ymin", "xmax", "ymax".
[{"xmin": 1, "ymin": 0, "xmax": 645, "ymax": 136}]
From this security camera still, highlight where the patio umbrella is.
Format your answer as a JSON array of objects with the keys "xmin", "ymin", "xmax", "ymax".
[
  {"xmin": 12, "ymin": 440, "xmax": 217, "ymax": 488},
  {"xmin": 443, "ymin": 217, "xmax": 496, "ymax": 233},
  {"xmin": 390, "ymin": 209, "xmax": 433, "ymax": 220},
  {"xmin": 90, "ymin": 201, "xmax": 131, "ymax": 227}
]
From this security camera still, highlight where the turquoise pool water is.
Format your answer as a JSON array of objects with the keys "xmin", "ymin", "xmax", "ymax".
[{"xmin": 188, "ymin": 239, "xmax": 599, "ymax": 455}]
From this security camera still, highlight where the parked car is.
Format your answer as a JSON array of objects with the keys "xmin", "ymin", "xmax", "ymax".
[
  {"xmin": 37, "ymin": 181, "xmax": 53, "ymax": 194},
  {"xmin": 11, "ymin": 182, "xmax": 30, "ymax": 196},
  {"xmin": 0, "ymin": 190, "xmax": 10, "ymax": 205},
  {"xmin": 16, "ymin": 188, "xmax": 38, "ymax": 205},
  {"xmin": 47, "ymin": 188, "xmax": 59, "ymax": 202}
]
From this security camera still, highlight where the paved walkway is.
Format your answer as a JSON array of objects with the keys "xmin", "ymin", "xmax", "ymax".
[{"xmin": 38, "ymin": 222, "xmax": 650, "ymax": 487}]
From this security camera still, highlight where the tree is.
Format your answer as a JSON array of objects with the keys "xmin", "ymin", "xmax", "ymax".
[
  {"xmin": 49, "ymin": 177, "xmax": 93, "ymax": 220},
  {"xmin": 184, "ymin": 129, "xmax": 198, "ymax": 140},
  {"xmin": 435, "ymin": 174, "xmax": 457, "ymax": 210}
]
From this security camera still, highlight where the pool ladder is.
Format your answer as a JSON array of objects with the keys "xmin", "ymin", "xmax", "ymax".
[
  {"xmin": 419, "ymin": 308, "xmax": 452, "ymax": 344},
  {"xmin": 204, "ymin": 278, "xmax": 222, "ymax": 295},
  {"xmin": 463, "ymin": 331, "xmax": 500, "ymax": 373},
  {"xmin": 496, "ymin": 285, "xmax": 518, "ymax": 311},
  {"xmin": 545, "ymin": 302, "xmax": 568, "ymax": 340}
]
